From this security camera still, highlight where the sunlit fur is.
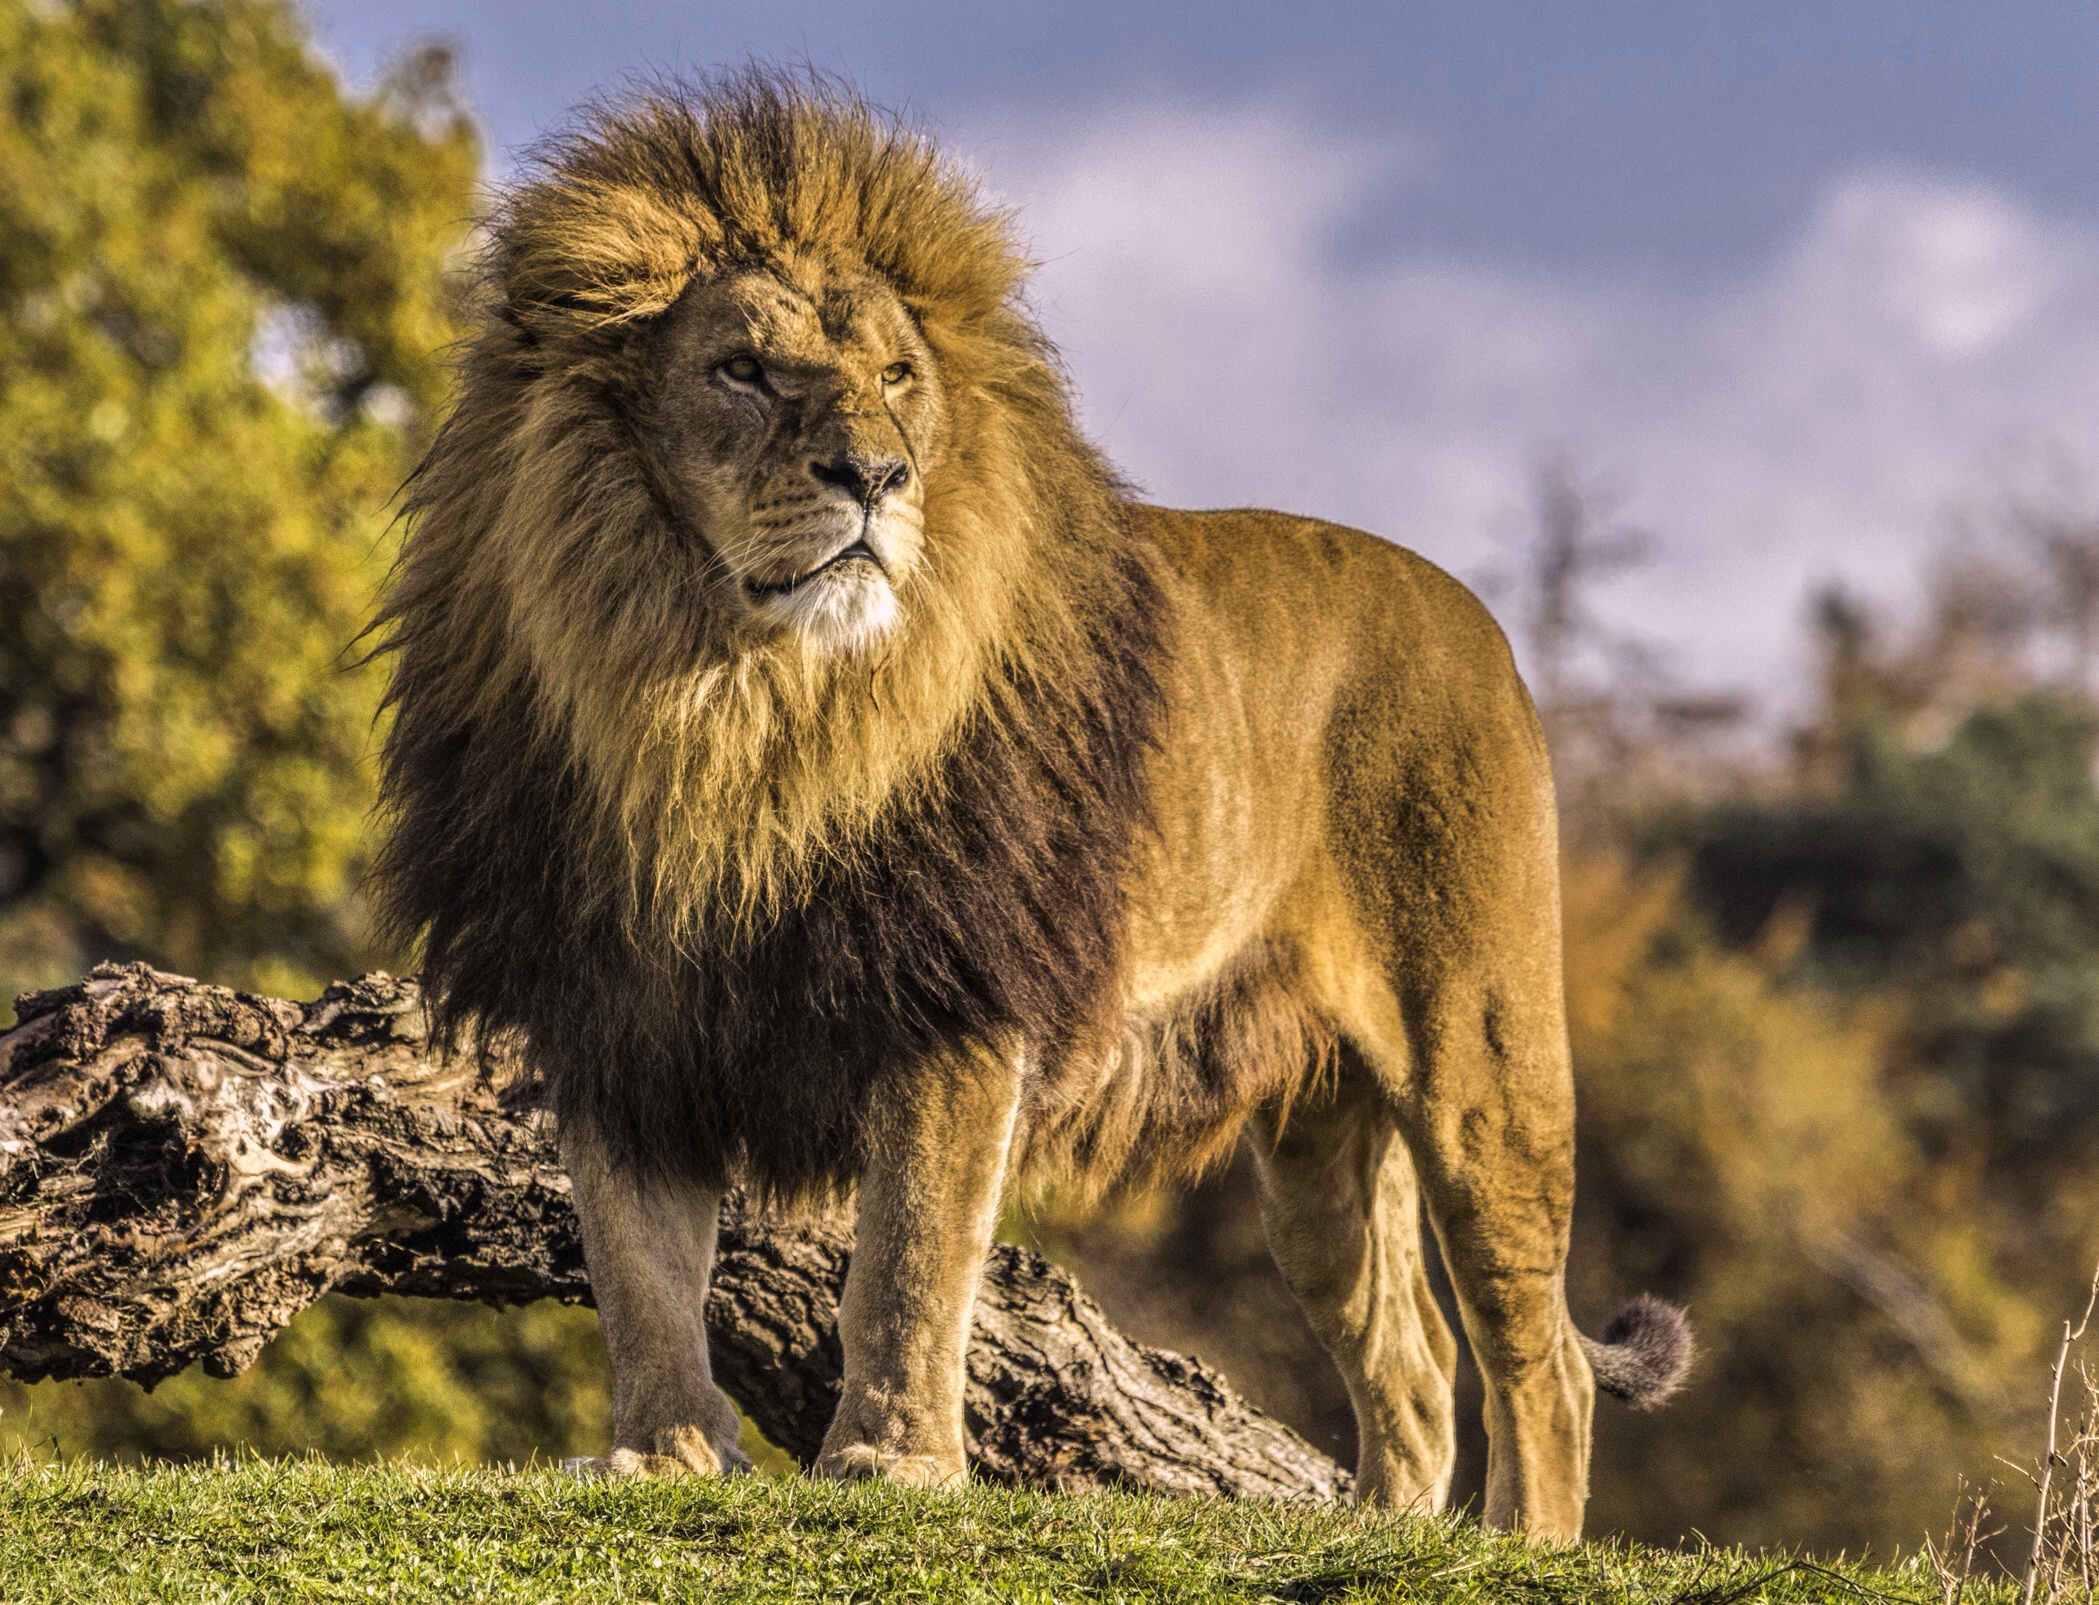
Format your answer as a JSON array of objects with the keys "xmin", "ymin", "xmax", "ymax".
[{"xmin": 372, "ymin": 72, "xmax": 1690, "ymax": 1538}]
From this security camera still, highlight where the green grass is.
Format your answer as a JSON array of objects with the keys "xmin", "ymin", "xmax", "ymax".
[{"xmin": 0, "ymin": 1457, "xmax": 1996, "ymax": 1603}]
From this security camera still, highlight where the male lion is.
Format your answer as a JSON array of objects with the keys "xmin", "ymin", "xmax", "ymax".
[{"xmin": 373, "ymin": 71, "xmax": 1690, "ymax": 1540}]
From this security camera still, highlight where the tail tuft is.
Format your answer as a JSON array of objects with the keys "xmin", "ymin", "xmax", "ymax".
[{"xmin": 1580, "ymin": 1293, "xmax": 1694, "ymax": 1410}]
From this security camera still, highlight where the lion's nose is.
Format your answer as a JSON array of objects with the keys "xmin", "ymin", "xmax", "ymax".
[{"xmin": 810, "ymin": 454, "xmax": 910, "ymax": 506}]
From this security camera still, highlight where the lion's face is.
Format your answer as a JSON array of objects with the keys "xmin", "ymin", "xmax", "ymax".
[{"xmin": 648, "ymin": 260, "xmax": 947, "ymax": 655}]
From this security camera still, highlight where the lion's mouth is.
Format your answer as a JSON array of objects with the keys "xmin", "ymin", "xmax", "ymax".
[{"xmin": 745, "ymin": 538, "xmax": 884, "ymax": 599}]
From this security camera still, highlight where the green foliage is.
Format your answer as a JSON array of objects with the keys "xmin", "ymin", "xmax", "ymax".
[
  {"xmin": 1570, "ymin": 675, "xmax": 2099, "ymax": 1551},
  {"xmin": 1, "ymin": 1298, "xmax": 613, "ymax": 1468},
  {"xmin": 1675, "ymin": 692, "xmax": 2099, "ymax": 1217},
  {"xmin": 1560, "ymin": 854, "xmax": 2022, "ymax": 1551},
  {"xmin": 0, "ymin": 1459, "xmax": 1974, "ymax": 1604},
  {"xmin": 0, "ymin": 0, "xmax": 609, "ymax": 1480},
  {"xmin": 0, "ymin": 0, "xmax": 475, "ymax": 1006}
]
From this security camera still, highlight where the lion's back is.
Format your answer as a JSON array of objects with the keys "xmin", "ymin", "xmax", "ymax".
[
  {"xmin": 1127, "ymin": 503, "xmax": 1556, "ymax": 981},
  {"xmin": 1134, "ymin": 503, "xmax": 1541, "ymax": 767}
]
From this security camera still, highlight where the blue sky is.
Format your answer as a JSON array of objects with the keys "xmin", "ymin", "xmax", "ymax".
[{"xmin": 306, "ymin": 2, "xmax": 2099, "ymax": 706}]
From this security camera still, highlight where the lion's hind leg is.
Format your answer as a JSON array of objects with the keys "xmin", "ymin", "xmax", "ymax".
[
  {"xmin": 1248, "ymin": 1049, "xmax": 1459, "ymax": 1514},
  {"xmin": 1367, "ymin": 960, "xmax": 1596, "ymax": 1542}
]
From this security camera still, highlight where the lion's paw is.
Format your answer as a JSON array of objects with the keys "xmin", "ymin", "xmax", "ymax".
[
  {"xmin": 814, "ymin": 1444, "xmax": 962, "ymax": 1487},
  {"xmin": 563, "ymin": 1440, "xmax": 751, "ymax": 1480},
  {"xmin": 562, "ymin": 1449, "xmax": 677, "ymax": 1480}
]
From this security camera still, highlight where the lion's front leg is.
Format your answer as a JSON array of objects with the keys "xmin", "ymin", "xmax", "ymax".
[
  {"xmin": 817, "ymin": 1050, "xmax": 1024, "ymax": 1487},
  {"xmin": 560, "ymin": 1122, "xmax": 750, "ymax": 1479}
]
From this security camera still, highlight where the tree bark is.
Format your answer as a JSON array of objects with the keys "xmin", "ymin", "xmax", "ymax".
[{"xmin": 0, "ymin": 962, "xmax": 1348, "ymax": 1501}]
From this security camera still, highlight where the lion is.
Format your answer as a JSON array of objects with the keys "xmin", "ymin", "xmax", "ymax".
[{"xmin": 371, "ymin": 70, "xmax": 1690, "ymax": 1540}]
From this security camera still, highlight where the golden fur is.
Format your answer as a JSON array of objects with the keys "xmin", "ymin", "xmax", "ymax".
[{"xmin": 373, "ymin": 71, "xmax": 1689, "ymax": 1539}]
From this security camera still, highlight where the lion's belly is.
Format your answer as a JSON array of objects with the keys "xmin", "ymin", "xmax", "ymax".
[
  {"xmin": 1013, "ymin": 587, "xmax": 1351, "ymax": 1189},
  {"xmin": 1020, "ymin": 883, "xmax": 1346, "ymax": 1190}
]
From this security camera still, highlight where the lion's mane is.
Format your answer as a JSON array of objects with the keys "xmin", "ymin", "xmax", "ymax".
[{"xmin": 372, "ymin": 73, "xmax": 1171, "ymax": 1196}]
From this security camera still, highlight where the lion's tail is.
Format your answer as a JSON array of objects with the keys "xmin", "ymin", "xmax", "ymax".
[{"xmin": 1579, "ymin": 1293, "xmax": 1694, "ymax": 1410}]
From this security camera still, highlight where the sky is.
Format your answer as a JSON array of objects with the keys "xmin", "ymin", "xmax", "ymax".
[{"xmin": 306, "ymin": 1, "xmax": 2099, "ymax": 710}]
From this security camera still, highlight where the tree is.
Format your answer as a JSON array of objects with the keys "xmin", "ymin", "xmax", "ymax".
[
  {"xmin": 1672, "ymin": 676, "xmax": 2099, "ymax": 1288},
  {"xmin": 1590, "ymin": 559, "xmax": 2099, "ymax": 1554},
  {"xmin": 0, "ymin": 0, "xmax": 556, "ymax": 1466},
  {"xmin": 0, "ymin": 0, "xmax": 475, "ymax": 1008}
]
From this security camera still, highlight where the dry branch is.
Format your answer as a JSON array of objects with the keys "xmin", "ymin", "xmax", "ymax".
[{"xmin": 0, "ymin": 962, "xmax": 1348, "ymax": 1500}]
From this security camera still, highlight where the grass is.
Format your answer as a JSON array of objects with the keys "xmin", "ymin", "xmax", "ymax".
[{"xmin": 0, "ymin": 1458, "xmax": 2001, "ymax": 1605}]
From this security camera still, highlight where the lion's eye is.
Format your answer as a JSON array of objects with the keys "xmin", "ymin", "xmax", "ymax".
[
  {"xmin": 720, "ymin": 355, "xmax": 766, "ymax": 387},
  {"xmin": 881, "ymin": 361, "xmax": 913, "ymax": 385}
]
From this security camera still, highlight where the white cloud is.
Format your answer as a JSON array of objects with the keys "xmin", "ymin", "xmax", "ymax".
[{"xmin": 974, "ymin": 101, "xmax": 2099, "ymax": 706}]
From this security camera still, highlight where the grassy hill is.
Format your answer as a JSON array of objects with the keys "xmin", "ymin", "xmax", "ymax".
[{"xmin": 0, "ymin": 1458, "xmax": 1980, "ymax": 1603}]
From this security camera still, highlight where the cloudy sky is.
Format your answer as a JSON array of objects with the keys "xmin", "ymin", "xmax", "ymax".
[{"xmin": 308, "ymin": 1, "xmax": 2099, "ymax": 708}]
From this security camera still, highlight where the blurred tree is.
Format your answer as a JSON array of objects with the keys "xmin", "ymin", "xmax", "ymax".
[
  {"xmin": 1661, "ymin": 601, "xmax": 2099, "ymax": 1302},
  {"xmin": 1563, "ymin": 851, "xmax": 2026, "ymax": 1551},
  {"xmin": 1582, "ymin": 558, "xmax": 2099, "ymax": 1553},
  {"xmin": 0, "ymin": 0, "xmax": 623, "ymax": 1474},
  {"xmin": 0, "ymin": 0, "xmax": 473, "ymax": 1006},
  {"xmin": 1516, "ymin": 449, "xmax": 1659, "ymax": 714}
]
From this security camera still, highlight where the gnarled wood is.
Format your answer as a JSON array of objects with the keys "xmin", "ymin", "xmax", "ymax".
[{"xmin": 0, "ymin": 962, "xmax": 1347, "ymax": 1501}]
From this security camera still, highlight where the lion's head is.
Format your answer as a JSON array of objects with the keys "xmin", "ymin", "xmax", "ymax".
[
  {"xmin": 643, "ymin": 256, "xmax": 945, "ymax": 655},
  {"xmin": 378, "ymin": 73, "xmax": 1142, "ymax": 938}
]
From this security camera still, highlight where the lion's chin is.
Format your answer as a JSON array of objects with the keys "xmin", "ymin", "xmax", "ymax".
[{"xmin": 753, "ymin": 566, "xmax": 901, "ymax": 655}]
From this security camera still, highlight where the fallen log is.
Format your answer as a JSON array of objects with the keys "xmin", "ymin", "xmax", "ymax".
[{"xmin": 0, "ymin": 962, "xmax": 1348, "ymax": 1500}]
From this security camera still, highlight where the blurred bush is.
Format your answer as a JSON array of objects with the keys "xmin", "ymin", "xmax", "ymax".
[
  {"xmin": 1580, "ymin": 581, "xmax": 2099, "ymax": 1549},
  {"xmin": 1, "ymin": 1297, "xmax": 611, "ymax": 1466}
]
